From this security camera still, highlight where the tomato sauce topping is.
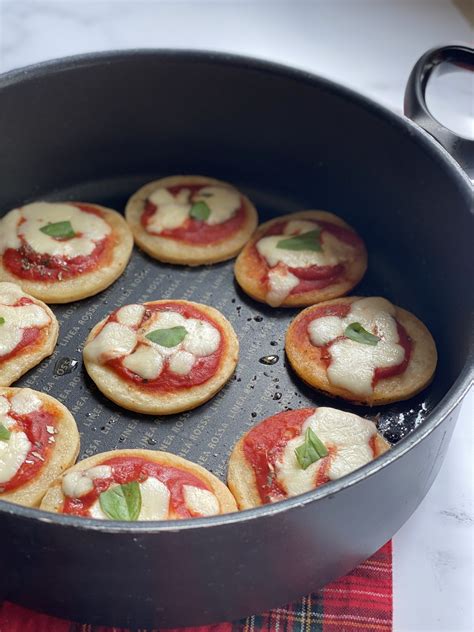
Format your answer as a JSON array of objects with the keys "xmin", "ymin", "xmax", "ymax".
[
  {"xmin": 3, "ymin": 203, "xmax": 113, "ymax": 282},
  {"xmin": 0, "ymin": 297, "xmax": 43, "ymax": 364},
  {"xmin": 0, "ymin": 401, "xmax": 56, "ymax": 493},
  {"xmin": 296, "ymin": 302, "xmax": 412, "ymax": 386},
  {"xmin": 252, "ymin": 219, "xmax": 364, "ymax": 296},
  {"xmin": 141, "ymin": 184, "xmax": 246, "ymax": 244},
  {"xmin": 62, "ymin": 456, "xmax": 213, "ymax": 519},
  {"xmin": 107, "ymin": 302, "xmax": 225, "ymax": 392},
  {"xmin": 243, "ymin": 409, "xmax": 315, "ymax": 503}
]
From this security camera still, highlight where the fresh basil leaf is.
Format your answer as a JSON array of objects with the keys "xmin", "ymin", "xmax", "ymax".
[
  {"xmin": 40, "ymin": 220, "xmax": 75, "ymax": 240},
  {"xmin": 99, "ymin": 481, "xmax": 142, "ymax": 521},
  {"xmin": 344, "ymin": 322, "xmax": 380, "ymax": 346},
  {"xmin": 276, "ymin": 229, "xmax": 322, "ymax": 252},
  {"xmin": 0, "ymin": 317, "xmax": 5, "ymax": 326},
  {"xmin": 0, "ymin": 424, "xmax": 11, "ymax": 441},
  {"xmin": 146, "ymin": 325, "xmax": 187, "ymax": 347},
  {"xmin": 295, "ymin": 427, "xmax": 328, "ymax": 470},
  {"xmin": 189, "ymin": 201, "xmax": 211, "ymax": 221}
]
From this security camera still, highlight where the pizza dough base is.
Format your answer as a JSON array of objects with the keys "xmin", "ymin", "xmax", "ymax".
[
  {"xmin": 285, "ymin": 296, "xmax": 438, "ymax": 406},
  {"xmin": 125, "ymin": 175, "xmax": 259, "ymax": 265},
  {"xmin": 0, "ymin": 287, "xmax": 59, "ymax": 387},
  {"xmin": 0, "ymin": 204, "xmax": 134, "ymax": 303},
  {"xmin": 234, "ymin": 210, "xmax": 368, "ymax": 307},
  {"xmin": 0, "ymin": 388, "xmax": 80, "ymax": 507},
  {"xmin": 40, "ymin": 448, "xmax": 237, "ymax": 516},
  {"xmin": 227, "ymin": 415, "xmax": 389, "ymax": 509},
  {"xmin": 83, "ymin": 301, "xmax": 239, "ymax": 415}
]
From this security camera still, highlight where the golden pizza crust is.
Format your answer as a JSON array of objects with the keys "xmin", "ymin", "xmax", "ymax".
[
  {"xmin": 234, "ymin": 210, "xmax": 367, "ymax": 307},
  {"xmin": 0, "ymin": 283, "xmax": 59, "ymax": 386},
  {"xmin": 227, "ymin": 411, "xmax": 390, "ymax": 509},
  {"xmin": 40, "ymin": 448, "xmax": 238, "ymax": 517},
  {"xmin": 285, "ymin": 296, "xmax": 438, "ymax": 406},
  {"xmin": 125, "ymin": 175, "xmax": 258, "ymax": 265},
  {"xmin": 0, "ymin": 388, "xmax": 80, "ymax": 507},
  {"xmin": 0, "ymin": 204, "xmax": 134, "ymax": 303},
  {"xmin": 83, "ymin": 300, "xmax": 239, "ymax": 415}
]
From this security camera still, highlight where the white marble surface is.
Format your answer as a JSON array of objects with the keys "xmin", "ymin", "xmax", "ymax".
[{"xmin": 0, "ymin": 1, "xmax": 472, "ymax": 630}]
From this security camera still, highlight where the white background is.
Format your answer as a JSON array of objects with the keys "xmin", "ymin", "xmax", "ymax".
[{"xmin": 0, "ymin": 2, "xmax": 472, "ymax": 630}]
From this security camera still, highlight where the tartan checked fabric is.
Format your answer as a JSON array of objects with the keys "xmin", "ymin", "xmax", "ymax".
[{"xmin": 0, "ymin": 542, "xmax": 392, "ymax": 632}]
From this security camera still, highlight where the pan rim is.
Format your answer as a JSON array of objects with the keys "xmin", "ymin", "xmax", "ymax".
[{"xmin": 0, "ymin": 48, "xmax": 472, "ymax": 532}]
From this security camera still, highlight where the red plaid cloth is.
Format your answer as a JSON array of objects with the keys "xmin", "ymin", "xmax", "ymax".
[{"xmin": 0, "ymin": 542, "xmax": 392, "ymax": 632}]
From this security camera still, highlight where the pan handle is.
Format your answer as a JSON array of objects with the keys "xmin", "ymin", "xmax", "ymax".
[{"xmin": 404, "ymin": 44, "xmax": 474, "ymax": 178}]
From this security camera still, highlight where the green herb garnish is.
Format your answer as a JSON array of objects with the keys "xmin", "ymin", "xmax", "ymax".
[
  {"xmin": 276, "ymin": 229, "xmax": 322, "ymax": 252},
  {"xmin": 189, "ymin": 201, "xmax": 211, "ymax": 221},
  {"xmin": 99, "ymin": 481, "xmax": 142, "ymax": 521},
  {"xmin": 0, "ymin": 424, "xmax": 11, "ymax": 441},
  {"xmin": 40, "ymin": 220, "xmax": 75, "ymax": 240},
  {"xmin": 295, "ymin": 427, "xmax": 328, "ymax": 470},
  {"xmin": 0, "ymin": 317, "xmax": 5, "ymax": 326},
  {"xmin": 344, "ymin": 322, "xmax": 380, "ymax": 346},
  {"xmin": 145, "ymin": 325, "xmax": 187, "ymax": 347}
]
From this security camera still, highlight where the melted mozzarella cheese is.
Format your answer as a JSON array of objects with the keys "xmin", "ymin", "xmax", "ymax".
[
  {"xmin": 115, "ymin": 304, "xmax": 145, "ymax": 328},
  {"xmin": 137, "ymin": 478, "xmax": 170, "ymax": 520},
  {"xmin": 89, "ymin": 477, "xmax": 170, "ymax": 521},
  {"xmin": 0, "ymin": 304, "xmax": 50, "ymax": 329},
  {"xmin": 307, "ymin": 316, "xmax": 344, "ymax": 346},
  {"xmin": 275, "ymin": 408, "xmax": 377, "ymax": 497},
  {"xmin": 0, "ymin": 328, "xmax": 23, "ymax": 358},
  {"xmin": 10, "ymin": 389, "xmax": 42, "ymax": 415},
  {"xmin": 0, "ymin": 210, "xmax": 22, "ymax": 253},
  {"xmin": 183, "ymin": 485, "xmax": 220, "ymax": 516},
  {"xmin": 139, "ymin": 311, "xmax": 220, "ymax": 375},
  {"xmin": 62, "ymin": 471, "xmax": 94, "ymax": 497},
  {"xmin": 0, "ymin": 282, "xmax": 24, "ymax": 305},
  {"xmin": 147, "ymin": 188, "xmax": 190, "ymax": 233},
  {"xmin": 0, "ymin": 430, "xmax": 32, "ymax": 484},
  {"xmin": 141, "ymin": 310, "xmax": 188, "ymax": 358},
  {"xmin": 122, "ymin": 345, "xmax": 164, "ymax": 380},
  {"xmin": 89, "ymin": 307, "xmax": 221, "ymax": 379},
  {"xmin": 256, "ymin": 220, "xmax": 355, "ymax": 305},
  {"xmin": 62, "ymin": 464, "xmax": 112, "ymax": 498},
  {"xmin": 0, "ymin": 396, "xmax": 10, "ymax": 416},
  {"xmin": 257, "ymin": 234, "xmax": 337, "ymax": 269},
  {"xmin": 87, "ymin": 465, "xmax": 113, "ymax": 479},
  {"xmin": 168, "ymin": 350, "xmax": 195, "ymax": 375},
  {"xmin": 182, "ymin": 318, "xmax": 220, "ymax": 356},
  {"xmin": 84, "ymin": 322, "xmax": 137, "ymax": 363},
  {"xmin": 0, "ymin": 285, "xmax": 51, "ymax": 357},
  {"xmin": 308, "ymin": 297, "xmax": 405, "ymax": 396},
  {"xmin": 284, "ymin": 220, "xmax": 320, "ymax": 234},
  {"xmin": 146, "ymin": 184, "xmax": 240, "ymax": 234},
  {"xmin": 266, "ymin": 267, "xmax": 300, "ymax": 307},
  {"xmin": 192, "ymin": 186, "xmax": 240, "ymax": 225},
  {"xmin": 256, "ymin": 219, "xmax": 350, "ymax": 269},
  {"xmin": 0, "ymin": 415, "xmax": 15, "ymax": 430},
  {"xmin": 12, "ymin": 202, "xmax": 111, "ymax": 258}
]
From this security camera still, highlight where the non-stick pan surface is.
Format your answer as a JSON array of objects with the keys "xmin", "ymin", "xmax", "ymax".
[
  {"xmin": 12, "ymin": 179, "xmax": 439, "ymax": 469},
  {"xmin": 0, "ymin": 50, "xmax": 472, "ymax": 627}
]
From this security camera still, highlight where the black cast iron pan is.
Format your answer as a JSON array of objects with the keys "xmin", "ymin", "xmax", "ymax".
[{"xmin": 0, "ymin": 45, "xmax": 472, "ymax": 628}]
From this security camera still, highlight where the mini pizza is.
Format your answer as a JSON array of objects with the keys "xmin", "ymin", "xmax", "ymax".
[
  {"xmin": 0, "ymin": 282, "xmax": 59, "ymax": 386},
  {"xmin": 0, "ymin": 201, "xmax": 134, "ymax": 303},
  {"xmin": 228, "ymin": 407, "xmax": 389, "ymax": 509},
  {"xmin": 40, "ymin": 449, "xmax": 237, "ymax": 520},
  {"xmin": 0, "ymin": 387, "xmax": 80, "ymax": 507},
  {"xmin": 83, "ymin": 300, "xmax": 239, "ymax": 414},
  {"xmin": 234, "ymin": 210, "xmax": 367, "ymax": 307},
  {"xmin": 286, "ymin": 296, "xmax": 437, "ymax": 406},
  {"xmin": 125, "ymin": 175, "xmax": 258, "ymax": 265}
]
